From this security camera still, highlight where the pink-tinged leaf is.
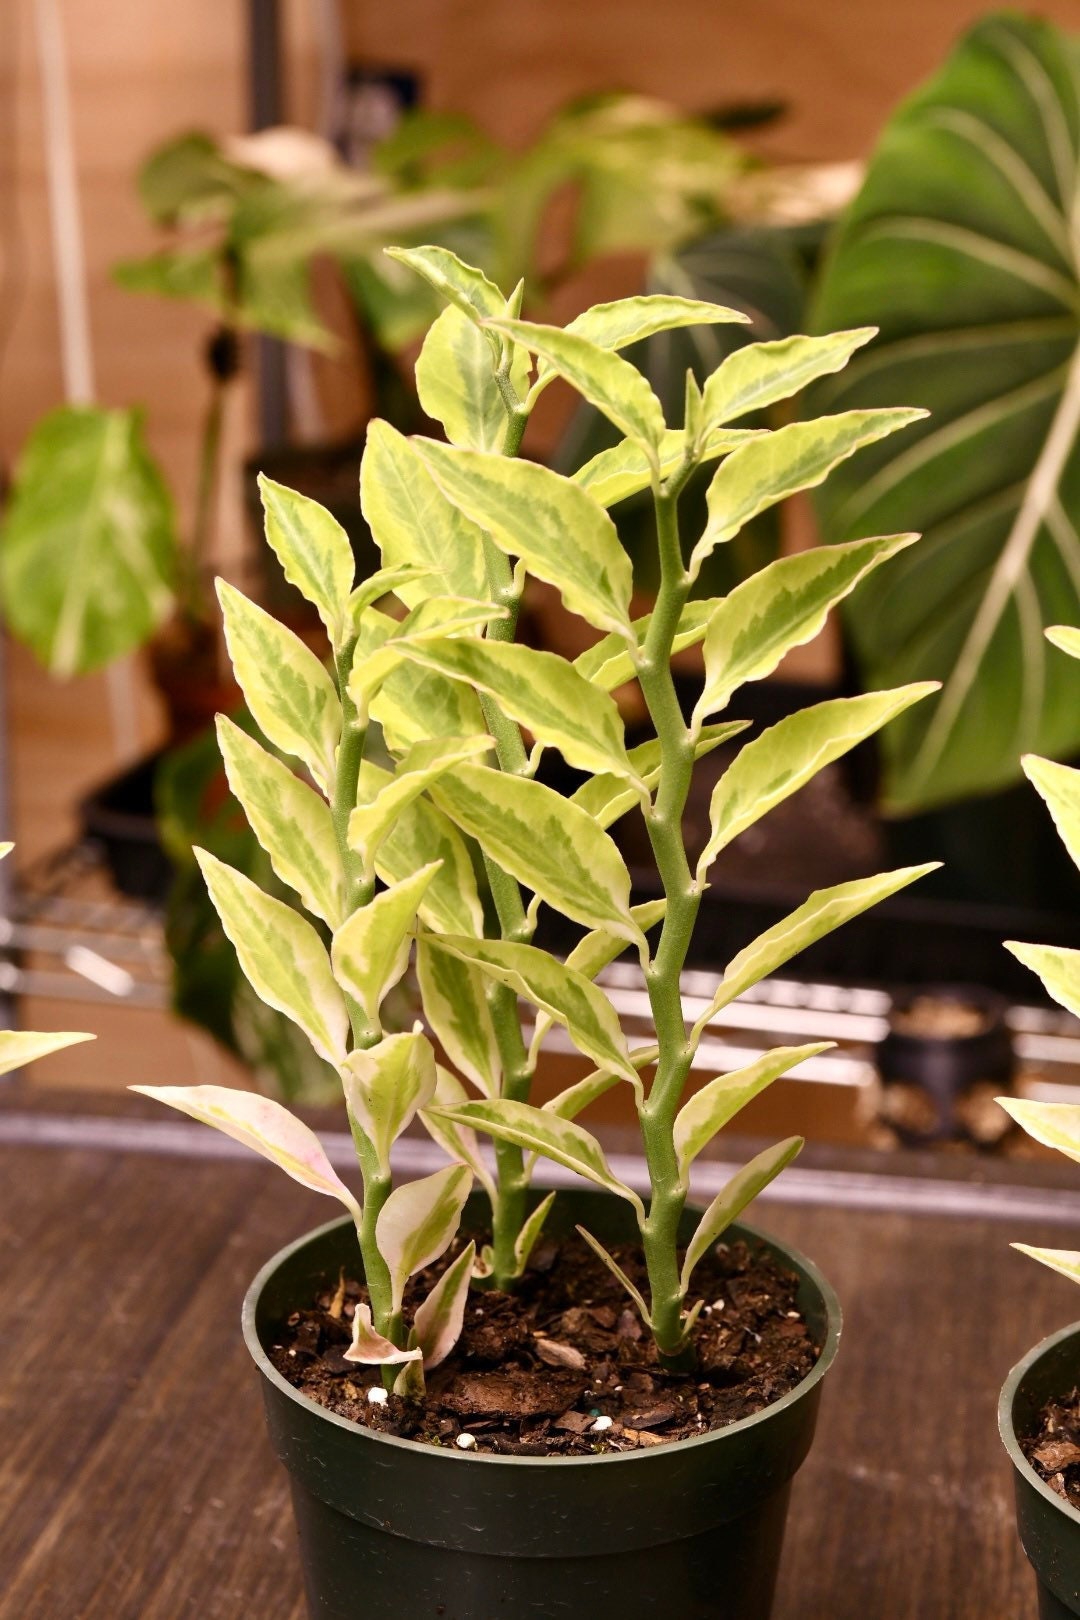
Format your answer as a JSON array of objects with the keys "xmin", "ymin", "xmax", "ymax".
[
  {"xmin": 344, "ymin": 1302, "xmax": 423, "ymax": 1366},
  {"xmin": 409, "ymin": 1240, "xmax": 476, "ymax": 1369},
  {"xmin": 130, "ymin": 1084, "xmax": 362, "ymax": 1223},
  {"xmin": 376, "ymin": 1163, "xmax": 472, "ymax": 1314}
]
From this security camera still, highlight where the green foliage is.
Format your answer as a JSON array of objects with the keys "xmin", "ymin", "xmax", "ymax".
[
  {"xmin": 138, "ymin": 248, "xmax": 935, "ymax": 1383},
  {"xmin": 0, "ymin": 406, "xmax": 177, "ymax": 677}
]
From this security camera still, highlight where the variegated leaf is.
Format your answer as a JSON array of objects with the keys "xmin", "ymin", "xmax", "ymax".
[
  {"xmin": 345, "ymin": 1302, "xmax": 422, "ymax": 1366},
  {"xmin": 195, "ymin": 849, "xmax": 349, "ymax": 1064},
  {"xmin": 415, "ymin": 304, "xmax": 531, "ymax": 453},
  {"xmin": 1048, "ymin": 626, "xmax": 1080, "ymax": 662},
  {"xmin": 559, "ymin": 294, "xmax": 748, "ymax": 362},
  {"xmin": 572, "ymin": 426, "xmax": 759, "ymax": 509},
  {"xmin": 432, "ymin": 1097, "xmax": 643, "ymax": 1212},
  {"xmin": 348, "ymin": 596, "xmax": 504, "ymax": 717},
  {"xmin": 342, "ymin": 1029, "xmax": 437, "ymax": 1169},
  {"xmin": 692, "ymin": 535, "xmax": 920, "ymax": 728},
  {"xmin": 1005, "ymin": 942, "xmax": 1080, "ymax": 1021},
  {"xmin": 689, "ymin": 409, "xmax": 927, "ymax": 578},
  {"xmin": 385, "ymin": 245, "xmax": 506, "ymax": 325},
  {"xmin": 217, "ymin": 579, "xmax": 340, "ymax": 795},
  {"xmin": 700, "ymin": 329, "xmax": 877, "ymax": 433},
  {"xmin": 698, "ymin": 686, "xmax": 937, "ymax": 879},
  {"xmin": 0, "ymin": 1029, "xmax": 94, "ymax": 1078},
  {"xmin": 674, "ymin": 1045, "xmax": 830, "ymax": 1175},
  {"xmin": 348, "ymin": 736, "xmax": 492, "ymax": 879},
  {"xmin": 1022, "ymin": 754, "xmax": 1080, "ymax": 872},
  {"xmin": 360, "ymin": 420, "xmax": 490, "ymax": 608},
  {"xmin": 571, "ymin": 725, "xmax": 746, "ymax": 828},
  {"xmin": 398, "ymin": 636, "xmax": 640, "ymax": 784},
  {"xmin": 420, "ymin": 1066, "xmax": 496, "ymax": 1198},
  {"xmin": 130, "ymin": 1084, "xmax": 361, "ymax": 1222},
  {"xmin": 680, "ymin": 1137, "xmax": 803, "ymax": 1292},
  {"xmin": 486, "ymin": 317, "xmax": 665, "ymax": 453},
  {"xmin": 529, "ymin": 900, "xmax": 665, "ymax": 1068},
  {"xmin": 1012, "ymin": 1246, "xmax": 1080, "ymax": 1287},
  {"xmin": 409, "ymin": 1239, "xmax": 477, "ymax": 1368},
  {"xmin": 513, "ymin": 1193, "xmax": 556, "ymax": 1274},
  {"xmin": 414, "ymin": 438, "xmax": 635, "ymax": 640},
  {"xmin": 373, "ymin": 656, "xmax": 487, "ymax": 754},
  {"xmin": 575, "ymin": 1225, "xmax": 651, "ymax": 1322},
  {"xmin": 694, "ymin": 865, "xmax": 940, "ymax": 1031},
  {"xmin": 331, "ymin": 866, "xmax": 440, "ymax": 1025},
  {"xmin": 216, "ymin": 715, "xmax": 345, "ymax": 927},
  {"xmin": 258, "ymin": 474, "xmax": 354, "ymax": 644},
  {"xmin": 427, "ymin": 934, "xmax": 637, "ymax": 1083},
  {"xmin": 997, "ymin": 1096, "xmax": 1080, "ymax": 1165},
  {"xmin": 376, "ymin": 1163, "xmax": 473, "ymax": 1314},
  {"xmin": 431, "ymin": 763, "xmax": 639, "ymax": 941},
  {"xmin": 360, "ymin": 761, "xmax": 484, "ymax": 938},
  {"xmin": 574, "ymin": 599, "xmax": 716, "ymax": 691},
  {"xmin": 416, "ymin": 934, "xmax": 501, "ymax": 1098},
  {"xmin": 345, "ymin": 563, "xmax": 430, "ymax": 631}
]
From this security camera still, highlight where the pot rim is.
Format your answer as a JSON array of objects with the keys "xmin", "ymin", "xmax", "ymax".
[
  {"xmin": 999, "ymin": 1316, "xmax": 1080, "ymax": 1526},
  {"xmin": 242, "ymin": 1204, "xmax": 842, "ymax": 1470}
]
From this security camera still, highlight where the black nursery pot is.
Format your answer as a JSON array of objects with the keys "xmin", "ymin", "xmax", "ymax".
[
  {"xmin": 1000, "ymin": 1322, "xmax": 1080, "ymax": 1618},
  {"xmin": 879, "ymin": 984, "xmax": 1014, "ymax": 1140},
  {"xmin": 243, "ymin": 1189, "xmax": 841, "ymax": 1620}
]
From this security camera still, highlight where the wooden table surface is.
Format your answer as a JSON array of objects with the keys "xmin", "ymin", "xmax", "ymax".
[{"xmin": 5, "ymin": 1093, "xmax": 1080, "ymax": 1620}]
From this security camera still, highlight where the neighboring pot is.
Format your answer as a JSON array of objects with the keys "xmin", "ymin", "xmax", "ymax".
[
  {"xmin": 879, "ymin": 983, "xmax": 1014, "ymax": 1141},
  {"xmin": 243, "ymin": 1188, "xmax": 841, "ymax": 1620},
  {"xmin": 1000, "ymin": 1321, "xmax": 1080, "ymax": 1618},
  {"xmin": 79, "ymin": 752, "xmax": 172, "ymax": 903}
]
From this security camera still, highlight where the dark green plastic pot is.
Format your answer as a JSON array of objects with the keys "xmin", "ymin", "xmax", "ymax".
[
  {"xmin": 243, "ymin": 1189, "xmax": 841, "ymax": 1620},
  {"xmin": 1000, "ymin": 1321, "xmax": 1080, "ymax": 1619}
]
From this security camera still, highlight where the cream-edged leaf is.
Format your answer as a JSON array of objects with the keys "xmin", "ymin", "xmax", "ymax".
[
  {"xmin": 487, "ymin": 316, "xmax": 665, "ymax": 453},
  {"xmin": 373, "ymin": 656, "xmax": 487, "ymax": 754},
  {"xmin": 698, "ymin": 686, "xmax": 937, "ymax": 878},
  {"xmin": 216, "ymin": 716, "xmax": 346, "ymax": 927},
  {"xmin": 376, "ymin": 1163, "xmax": 472, "ymax": 1314},
  {"xmin": 348, "ymin": 595, "xmax": 505, "ymax": 717},
  {"xmin": 1005, "ymin": 941, "xmax": 1080, "ymax": 1020},
  {"xmin": 258, "ymin": 475, "xmax": 354, "ymax": 643},
  {"xmin": 1011, "ymin": 1246, "xmax": 1080, "ymax": 1286},
  {"xmin": 420, "ymin": 1066, "xmax": 496, "ymax": 1198},
  {"xmin": 680, "ymin": 1137, "xmax": 803, "ymax": 1293},
  {"xmin": 431, "ymin": 763, "xmax": 638, "ymax": 940},
  {"xmin": 690, "ymin": 409, "xmax": 927, "ymax": 578},
  {"xmin": 572, "ymin": 426, "xmax": 759, "ymax": 509},
  {"xmin": 409, "ymin": 1240, "xmax": 477, "ymax": 1369},
  {"xmin": 342, "ymin": 1029, "xmax": 437, "ymax": 1169},
  {"xmin": 348, "ymin": 736, "xmax": 492, "ymax": 878},
  {"xmin": 427, "ymin": 934, "xmax": 637, "ymax": 1084},
  {"xmin": 195, "ymin": 849, "xmax": 349, "ymax": 1065},
  {"xmin": 345, "ymin": 563, "xmax": 431, "ymax": 630},
  {"xmin": 415, "ymin": 304, "xmax": 530, "ymax": 453},
  {"xmin": 562, "ymin": 294, "xmax": 748, "ymax": 360},
  {"xmin": 332, "ymin": 865, "xmax": 440, "ymax": 1025},
  {"xmin": 1048, "ymin": 626, "xmax": 1080, "ymax": 662},
  {"xmin": 359, "ymin": 420, "xmax": 490, "ymax": 607},
  {"xmin": 693, "ymin": 535, "xmax": 920, "ymax": 727},
  {"xmin": 216, "ymin": 579, "xmax": 340, "ymax": 794},
  {"xmin": 0, "ymin": 1029, "xmax": 94, "ymax": 1078},
  {"xmin": 398, "ymin": 636, "xmax": 640, "ymax": 783},
  {"xmin": 575, "ymin": 599, "xmax": 716, "ymax": 692},
  {"xmin": 345, "ymin": 1302, "xmax": 423, "ymax": 1366},
  {"xmin": 575, "ymin": 1225, "xmax": 651, "ymax": 1323},
  {"xmin": 528, "ymin": 900, "xmax": 665, "ymax": 1069},
  {"xmin": 433, "ymin": 1098, "xmax": 643, "ymax": 1212},
  {"xmin": 131, "ymin": 1084, "xmax": 361, "ymax": 1222},
  {"xmin": 997, "ymin": 1096, "xmax": 1080, "ymax": 1165},
  {"xmin": 416, "ymin": 934, "xmax": 501, "ymax": 1098},
  {"xmin": 513, "ymin": 1193, "xmax": 556, "ymax": 1275},
  {"xmin": 571, "ymin": 725, "xmax": 746, "ymax": 828},
  {"xmin": 1022, "ymin": 754, "xmax": 1080, "ymax": 872},
  {"xmin": 360, "ymin": 761, "xmax": 484, "ymax": 938},
  {"xmin": 385, "ymin": 245, "xmax": 506, "ymax": 324},
  {"xmin": 674, "ymin": 1045, "xmax": 830, "ymax": 1174},
  {"xmin": 414, "ymin": 438, "xmax": 634, "ymax": 640},
  {"xmin": 700, "ymin": 329, "xmax": 877, "ymax": 432}
]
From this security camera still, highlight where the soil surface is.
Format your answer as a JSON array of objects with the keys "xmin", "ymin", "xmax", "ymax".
[
  {"xmin": 1023, "ymin": 1388, "xmax": 1080, "ymax": 1507},
  {"xmin": 269, "ymin": 1229, "xmax": 818, "ymax": 1456}
]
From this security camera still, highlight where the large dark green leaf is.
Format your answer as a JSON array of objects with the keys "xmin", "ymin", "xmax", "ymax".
[{"xmin": 810, "ymin": 14, "xmax": 1080, "ymax": 812}]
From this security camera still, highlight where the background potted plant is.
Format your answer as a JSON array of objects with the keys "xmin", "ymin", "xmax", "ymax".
[
  {"xmin": 997, "ymin": 620, "xmax": 1080, "ymax": 1620},
  {"xmin": 135, "ymin": 246, "xmax": 938, "ymax": 1616}
]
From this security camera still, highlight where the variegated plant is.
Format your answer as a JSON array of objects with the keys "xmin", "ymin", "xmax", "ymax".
[
  {"xmin": 998, "ymin": 624, "xmax": 1080, "ymax": 1289},
  {"xmin": 140, "ymin": 243, "xmax": 939, "ymax": 1377}
]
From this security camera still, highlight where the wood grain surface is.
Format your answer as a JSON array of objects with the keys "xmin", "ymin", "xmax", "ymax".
[{"xmin": 3, "ymin": 1097, "xmax": 1078, "ymax": 1618}]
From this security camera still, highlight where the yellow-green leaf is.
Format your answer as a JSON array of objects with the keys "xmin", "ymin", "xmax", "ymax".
[
  {"xmin": 359, "ymin": 420, "xmax": 489, "ymax": 608},
  {"xmin": 258, "ymin": 474, "xmax": 354, "ymax": 644},
  {"xmin": 217, "ymin": 579, "xmax": 340, "ymax": 795},
  {"xmin": 331, "ymin": 865, "xmax": 440, "ymax": 1026},
  {"xmin": 360, "ymin": 760, "xmax": 484, "ymax": 937},
  {"xmin": 698, "ymin": 686, "xmax": 937, "ymax": 878},
  {"xmin": 690, "ymin": 409, "xmax": 927, "ymax": 578},
  {"xmin": 1011, "ymin": 1246, "xmax": 1080, "ymax": 1287},
  {"xmin": 1022, "ymin": 754, "xmax": 1080, "ymax": 872},
  {"xmin": 409, "ymin": 1238, "xmax": 477, "ymax": 1368},
  {"xmin": 216, "ymin": 715, "xmax": 345, "ymax": 927},
  {"xmin": 348, "ymin": 736, "xmax": 492, "ymax": 879},
  {"xmin": 131, "ymin": 1084, "xmax": 361, "ymax": 1222},
  {"xmin": 417, "ymin": 933, "xmax": 501, "ymax": 1098},
  {"xmin": 431, "ymin": 763, "xmax": 638, "ymax": 941},
  {"xmin": 561, "ymin": 294, "xmax": 748, "ymax": 360},
  {"xmin": 342, "ymin": 1029, "xmax": 437, "ymax": 1170},
  {"xmin": 693, "ymin": 535, "xmax": 920, "ymax": 728},
  {"xmin": 415, "ymin": 303, "xmax": 531, "ymax": 453},
  {"xmin": 528, "ymin": 900, "xmax": 666, "ymax": 1069},
  {"xmin": 398, "ymin": 636, "xmax": 640, "ymax": 784},
  {"xmin": 486, "ymin": 316, "xmax": 665, "ymax": 453},
  {"xmin": 998, "ymin": 1097, "xmax": 1080, "ymax": 1166},
  {"xmin": 575, "ymin": 598, "xmax": 716, "ymax": 691},
  {"xmin": 376, "ymin": 1163, "xmax": 472, "ymax": 1314},
  {"xmin": 385, "ymin": 245, "xmax": 506, "ymax": 324},
  {"xmin": 421, "ymin": 1066, "xmax": 496, "ymax": 1198},
  {"xmin": 700, "ymin": 329, "xmax": 877, "ymax": 433},
  {"xmin": 1048, "ymin": 625, "xmax": 1080, "ymax": 662},
  {"xmin": 0, "ymin": 1029, "xmax": 93, "ymax": 1078},
  {"xmin": 680, "ymin": 1137, "xmax": 803, "ymax": 1292},
  {"xmin": 572, "ymin": 724, "xmax": 747, "ymax": 828},
  {"xmin": 348, "ymin": 595, "xmax": 505, "ymax": 717},
  {"xmin": 195, "ymin": 848, "xmax": 349, "ymax": 1065},
  {"xmin": 427, "ymin": 934, "xmax": 638, "ymax": 1084},
  {"xmin": 1005, "ymin": 941, "xmax": 1080, "ymax": 1021},
  {"xmin": 674, "ymin": 1045, "xmax": 830, "ymax": 1175},
  {"xmin": 573, "ymin": 426, "xmax": 759, "ymax": 509},
  {"xmin": 415, "ymin": 437, "xmax": 634, "ymax": 640}
]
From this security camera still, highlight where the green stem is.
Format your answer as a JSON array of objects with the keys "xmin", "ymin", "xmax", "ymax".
[{"xmin": 635, "ymin": 485, "xmax": 704, "ymax": 1362}]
